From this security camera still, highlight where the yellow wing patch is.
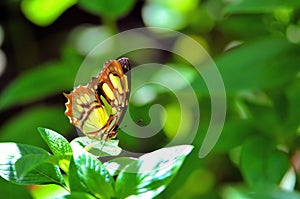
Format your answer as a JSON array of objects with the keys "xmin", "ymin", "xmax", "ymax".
[{"xmin": 102, "ymin": 83, "xmax": 115, "ymax": 100}]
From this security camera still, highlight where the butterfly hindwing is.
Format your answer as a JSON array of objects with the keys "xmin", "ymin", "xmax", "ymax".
[{"xmin": 64, "ymin": 58, "xmax": 131, "ymax": 140}]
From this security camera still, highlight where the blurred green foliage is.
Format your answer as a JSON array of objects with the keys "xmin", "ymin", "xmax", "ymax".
[{"xmin": 0, "ymin": 0, "xmax": 300, "ymax": 198}]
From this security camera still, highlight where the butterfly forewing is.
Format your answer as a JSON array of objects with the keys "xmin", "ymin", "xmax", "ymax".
[{"xmin": 64, "ymin": 58, "xmax": 131, "ymax": 141}]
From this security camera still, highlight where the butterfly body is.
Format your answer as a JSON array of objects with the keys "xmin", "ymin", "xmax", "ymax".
[{"xmin": 64, "ymin": 58, "xmax": 131, "ymax": 141}]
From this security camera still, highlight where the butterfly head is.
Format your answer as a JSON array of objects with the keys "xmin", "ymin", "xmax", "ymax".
[{"xmin": 117, "ymin": 57, "xmax": 131, "ymax": 73}]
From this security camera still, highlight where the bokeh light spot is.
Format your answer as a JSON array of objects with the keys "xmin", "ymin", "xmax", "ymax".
[
  {"xmin": 69, "ymin": 25, "xmax": 114, "ymax": 56},
  {"xmin": 131, "ymin": 85, "xmax": 158, "ymax": 106},
  {"xmin": 274, "ymin": 7, "xmax": 292, "ymax": 24},
  {"xmin": 21, "ymin": 0, "xmax": 77, "ymax": 26},
  {"xmin": 174, "ymin": 35, "xmax": 209, "ymax": 64},
  {"xmin": 142, "ymin": 3, "xmax": 187, "ymax": 30},
  {"xmin": 286, "ymin": 24, "xmax": 300, "ymax": 44},
  {"xmin": 149, "ymin": 0, "xmax": 198, "ymax": 13}
]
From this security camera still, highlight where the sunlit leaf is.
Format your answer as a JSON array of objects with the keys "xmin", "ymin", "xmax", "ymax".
[
  {"xmin": 0, "ymin": 143, "xmax": 65, "ymax": 185},
  {"xmin": 70, "ymin": 137, "xmax": 122, "ymax": 157},
  {"xmin": 115, "ymin": 145, "xmax": 193, "ymax": 199},
  {"xmin": 69, "ymin": 144, "xmax": 115, "ymax": 198},
  {"xmin": 103, "ymin": 157, "xmax": 138, "ymax": 176},
  {"xmin": 150, "ymin": 0, "xmax": 198, "ymax": 13},
  {"xmin": 15, "ymin": 154, "xmax": 52, "ymax": 177},
  {"xmin": 16, "ymin": 153, "xmax": 72, "ymax": 178},
  {"xmin": 30, "ymin": 183, "xmax": 69, "ymax": 199},
  {"xmin": 38, "ymin": 127, "xmax": 72, "ymax": 156},
  {"xmin": 21, "ymin": 0, "xmax": 77, "ymax": 26},
  {"xmin": 55, "ymin": 192, "xmax": 96, "ymax": 199},
  {"xmin": 38, "ymin": 128, "xmax": 72, "ymax": 172}
]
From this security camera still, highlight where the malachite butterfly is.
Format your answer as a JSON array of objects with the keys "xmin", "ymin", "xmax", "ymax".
[{"xmin": 64, "ymin": 57, "xmax": 131, "ymax": 141}]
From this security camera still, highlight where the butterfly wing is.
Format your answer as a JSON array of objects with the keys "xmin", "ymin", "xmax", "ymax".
[{"xmin": 64, "ymin": 58, "xmax": 131, "ymax": 140}]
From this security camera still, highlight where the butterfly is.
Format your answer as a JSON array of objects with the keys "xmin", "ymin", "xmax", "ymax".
[{"xmin": 64, "ymin": 57, "xmax": 131, "ymax": 142}]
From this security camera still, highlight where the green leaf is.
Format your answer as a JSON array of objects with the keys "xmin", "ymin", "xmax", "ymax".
[
  {"xmin": 103, "ymin": 157, "xmax": 138, "ymax": 176},
  {"xmin": 240, "ymin": 136, "xmax": 290, "ymax": 188},
  {"xmin": 21, "ymin": 0, "xmax": 77, "ymax": 26},
  {"xmin": 253, "ymin": 189, "xmax": 300, "ymax": 199},
  {"xmin": 69, "ymin": 143, "xmax": 115, "ymax": 198},
  {"xmin": 55, "ymin": 192, "xmax": 96, "ymax": 199},
  {"xmin": 16, "ymin": 153, "xmax": 72, "ymax": 178},
  {"xmin": 15, "ymin": 154, "xmax": 51, "ymax": 177},
  {"xmin": 38, "ymin": 127, "xmax": 72, "ymax": 156},
  {"xmin": 224, "ymin": 0, "xmax": 300, "ymax": 14},
  {"xmin": 0, "ymin": 61, "xmax": 74, "ymax": 111},
  {"xmin": 70, "ymin": 137, "xmax": 122, "ymax": 157},
  {"xmin": 285, "ymin": 80, "xmax": 300, "ymax": 133},
  {"xmin": 115, "ymin": 145, "xmax": 193, "ymax": 199},
  {"xmin": 219, "ymin": 15, "xmax": 269, "ymax": 40},
  {"xmin": 213, "ymin": 119, "xmax": 254, "ymax": 152},
  {"xmin": 38, "ymin": 127, "xmax": 72, "ymax": 173},
  {"xmin": 77, "ymin": 0, "xmax": 136, "ymax": 19},
  {"xmin": 245, "ymin": 104, "xmax": 281, "ymax": 137},
  {"xmin": 221, "ymin": 184, "xmax": 300, "ymax": 199},
  {"xmin": 0, "ymin": 106, "xmax": 71, "ymax": 148},
  {"xmin": 194, "ymin": 38, "xmax": 300, "ymax": 93},
  {"xmin": 0, "ymin": 143, "xmax": 65, "ymax": 185},
  {"xmin": 30, "ymin": 183, "xmax": 69, "ymax": 199}
]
